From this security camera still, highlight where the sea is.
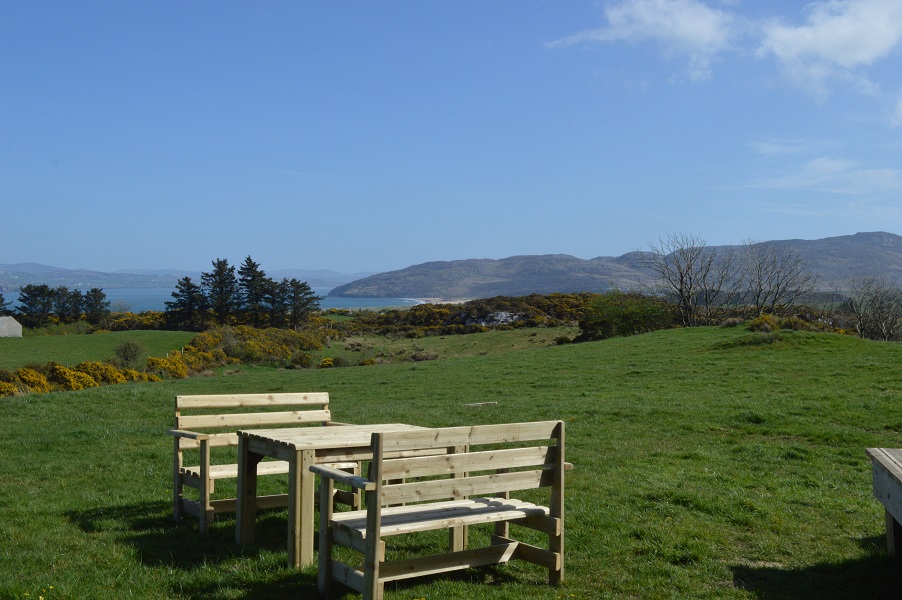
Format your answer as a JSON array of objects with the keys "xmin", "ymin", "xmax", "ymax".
[{"xmin": 101, "ymin": 288, "xmax": 423, "ymax": 313}]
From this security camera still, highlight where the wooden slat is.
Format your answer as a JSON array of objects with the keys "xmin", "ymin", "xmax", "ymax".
[
  {"xmin": 379, "ymin": 542, "xmax": 519, "ymax": 582},
  {"xmin": 380, "ymin": 470, "xmax": 550, "ymax": 505},
  {"xmin": 178, "ymin": 433, "xmax": 239, "ymax": 450},
  {"xmin": 501, "ymin": 535, "xmax": 561, "ymax": 569},
  {"xmin": 331, "ymin": 560, "xmax": 364, "ymax": 593},
  {"xmin": 331, "ymin": 497, "xmax": 550, "ymax": 538},
  {"xmin": 382, "ymin": 446, "xmax": 553, "ymax": 479},
  {"xmin": 377, "ymin": 421, "xmax": 561, "ymax": 452},
  {"xmin": 179, "ymin": 409, "xmax": 332, "ymax": 430},
  {"xmin": 176, "ymin": 392, "xmax": 329, "ymax": 409},
  {"xmin": 182, "ymin": 459, "xmax": 290, "ymax": 480}
]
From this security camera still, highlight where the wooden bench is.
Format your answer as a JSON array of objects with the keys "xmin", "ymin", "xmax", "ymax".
[
  {"xmin": 311, "ymin": 420, "xmax": 567, "ymax": 599},
  {"xmin": 168, "ymin": 392, "xmax": 355, "ymax": 533},
  {"xmin": 866, "ymin": 448, "xmax": 902, "ymax": 558}
]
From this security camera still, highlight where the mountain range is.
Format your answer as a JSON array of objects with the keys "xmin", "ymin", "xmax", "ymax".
[
  {"xmin": 328, "ymin": 232, "xmax": 902, "ymax": 299},
  {"xmin": 0, "ymin": 265, "xmax": 371, "ymax": 292},
  {"xmin": 4, "ymin": 232, "xmax": 902, "ymax": 299}
]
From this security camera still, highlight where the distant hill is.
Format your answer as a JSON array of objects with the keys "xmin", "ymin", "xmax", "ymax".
[
  {"xmin": 0, "ymin": 264, "xmax": 369, "ymax": 292},
  {"xmin": 328, "ymin": 232, "xmax": 902, "ymax": 299}
]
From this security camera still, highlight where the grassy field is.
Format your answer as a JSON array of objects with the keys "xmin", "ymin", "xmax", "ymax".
[
  {"xmin": 2, "ymin": 325, "xmax": 902, "ymax": 598},
  {"xmin": 0, "ymin": 330, "xmax": 195, "ymax": 371}
]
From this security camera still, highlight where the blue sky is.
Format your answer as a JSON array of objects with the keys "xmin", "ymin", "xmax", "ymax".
[{"xmin": 2, "ymin": 1, "xmax": 902, "ymax": 274}]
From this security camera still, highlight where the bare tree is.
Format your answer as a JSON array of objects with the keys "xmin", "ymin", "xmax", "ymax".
[
  {"xmin": 741, "ymin": 240, "xmax": 817, "ymax": 315},
  {"xmin": 847, "ymin": 276, "xmax": 902, "ymax": 341},
  {"xmin": 639, "ymin": 233, "xmax": 740, "ymax": 326}
]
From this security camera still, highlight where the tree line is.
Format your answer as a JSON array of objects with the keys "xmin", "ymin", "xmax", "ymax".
[
  {"xmin": 0, "ymin": 285, "xmax": 110, "ymax": 328},
  {"xmin": 164, "ymin": 256, "xmax": 320, "ymax": 331}
]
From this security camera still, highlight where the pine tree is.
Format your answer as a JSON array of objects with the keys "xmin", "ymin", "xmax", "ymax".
[
  {"xmin": 202, "ymin": 258, "xmax": 238, "ymax": 325},
  {"xmin": 285, "ymin": 278, "xmax": 321, "ymax": 330},
  {"xmin": 238, "ymin": 256, "xmax": 269, "ymax": 328},
  {"xmin": 83, "ymin": 288, "xmax": 110, "ymax": 326},
  {"xmin": 165, "ymin": 277, "xmax": 207, "ymax": 331},
  {"xmin": 16, "ymin": 284, "xmax": 55, "ymax": 328}
]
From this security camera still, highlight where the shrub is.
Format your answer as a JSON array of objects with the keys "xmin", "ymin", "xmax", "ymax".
[
  {"xmin": 0, "ymin": 381, "xmax": 18, "ymax": 397},
  {"xmin": 577, "ymin": 291, "xmax": 673, "ymax": 341},
  {"xmin": 49, "ymin": 364, "xmax": 99, "ymax": 391},
  {"xmin": 14, "ymin": 368, "xmax": 52, "ymax": 393},
  {"xmin": 74, "ymin": 361, "xmax": 127, "ymax": 385},
  {"xmin": 747, "ymin": 314, "xmax": 780, "ymax": 332},
  {"xmin": 121, "ymin": 368, "xmax": 162, "ymax": 383},
  {"xmin": 290, "ymin": 353, "xmax": 313, "ymax": 369},
  {"xmin": 147, "ymin": 355, "xmax": 189, "ymax": 379},
  {"xmin": 114, "ymin": 338, "xmax": 144, "ymax": 369},
  {"xmin": 320, "ymin": 357, "xmax": 334, "ymax": 369},
  {"xmin": 359, "ymin": 357, "xmax": 378, "ymax": 366}
]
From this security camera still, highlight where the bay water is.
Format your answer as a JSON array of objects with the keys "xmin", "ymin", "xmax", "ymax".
[{"xmin": 102, "ymin": 288, "xmax": 422, "ymax": 313}]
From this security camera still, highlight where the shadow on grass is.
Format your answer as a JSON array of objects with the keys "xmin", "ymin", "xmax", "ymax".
[
  {"xmin": 66, "ymin": 502, "xmax": 535, "ymax": 599},
  {"xmin": 731, "ymin": 537, "xmax": 902, "ymax": 599},
  {"xmin": 66, "ymin": 501, "xmax": 320, "ymax": 598}
]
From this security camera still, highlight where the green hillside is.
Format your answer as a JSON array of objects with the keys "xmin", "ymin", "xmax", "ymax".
[
  {"xmin": 0, "ymin": 330, "xmax": 195, "ymax": 371},
  {"xmin": 2, "ymin": 326, "xmax": 901, "ymax": 598}
]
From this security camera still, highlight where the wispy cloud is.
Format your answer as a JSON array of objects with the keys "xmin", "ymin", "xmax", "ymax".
[
  {"xmin": 757, "ymin": 0, "xmax": 902, "ymax": 99},
  {"xmin": 892, "ymin": 96, "xmax": 902, "ymax": 127},
  {"xmin": 749, "ymin": 137, "xmax": 812, "ymax": 156},
  {"xmin": 551, "ymin": 0, "xmax": 902, "ymax": 108},
  {"xmin": 753, "ymin": 156, "xmax": 902, "ymax": 196},
  {"xmin": 547, "ymin": 0, "xmax": 737, "ymax": 81}
]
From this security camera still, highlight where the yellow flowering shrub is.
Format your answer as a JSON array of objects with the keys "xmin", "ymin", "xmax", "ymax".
[
  {"xmin": 50, "ymin": 364, "xmax": 99, "ymax": 391},
  {"xmin": 121, "ymin": 368, "xmax": 162, "ymax": 383},
  {"xmin": 0, "ymin": 381, "xmax": 17, "ymax": 397},
  {"xmin": 147, "ymin": 355, "xmax": 188, "ymax": 379},
  {"xmin": 14, "ymin": 368, "xmax": 52, "ymax": 393},
  {"xmin": 74, "ymin": 361, "xmax": 127, "ymax": 385}
]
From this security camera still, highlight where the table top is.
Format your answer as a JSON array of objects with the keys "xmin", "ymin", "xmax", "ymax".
[{"xmin": 239, "ymin": 423, "xmax": 427, "ymax": 450}]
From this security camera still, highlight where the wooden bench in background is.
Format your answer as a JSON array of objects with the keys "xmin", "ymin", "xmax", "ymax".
[
  {"xmin": 311, "ymin": 420, "xmax": 568, "ymax": 600},
  {"xmin": 866, "ymin": 447, "xmax": 902, "ymax": 558},
  {"xmin": 168, "ymin": 392, "xmax": 355, "ymax": 533}
]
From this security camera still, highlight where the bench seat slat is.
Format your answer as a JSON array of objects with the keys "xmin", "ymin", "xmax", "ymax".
[{"xmin": 331, "ymin": 497, "xmax": 549, "ymax": 538}]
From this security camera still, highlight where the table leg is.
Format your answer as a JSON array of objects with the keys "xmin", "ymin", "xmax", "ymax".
[
  {"xmin": 287, "ymin": 448, "xmax": 316, "ymax": 568},
  {"xmin": 236, "ymin": 436, "xmax": 262, "ymax": 546}
]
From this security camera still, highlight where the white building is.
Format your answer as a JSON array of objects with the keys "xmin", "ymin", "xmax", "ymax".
[{"xmin": 0, "ymin": 316, "xmax": 23, "ymax": 338}]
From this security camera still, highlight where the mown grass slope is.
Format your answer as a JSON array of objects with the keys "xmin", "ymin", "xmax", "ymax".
[
  {"xmin": 0, "ymin": 330, "xmax": 195, "ymax": 371},
  {"xmin": 2, "ymin": 326, "xmax": 901, "ymax": 599}
]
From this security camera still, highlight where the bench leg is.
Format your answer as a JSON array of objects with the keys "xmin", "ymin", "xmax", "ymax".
[
  {"xmin": 173, "ymin": 439, "xmax": 183, "ymax": 524},
  {"xmin": 887, "ymin": 510, "xmax": 902, "ymax": 559},
  {"xmin": 318, "ymin": 477, "xmax": 334, "ymax": 595}
]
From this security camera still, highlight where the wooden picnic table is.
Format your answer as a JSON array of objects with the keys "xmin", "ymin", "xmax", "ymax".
[{"xmin": 235, "ymin": 422, "xmax": 428, "ymax": 568}]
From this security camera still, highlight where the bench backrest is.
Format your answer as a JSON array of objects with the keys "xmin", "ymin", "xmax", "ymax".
[
  {"xmin": 371, "ymin": 420, "xmax": 565, "ymax": 505},
  {"xmin": 174, "ymin": 392, "xmax": 331, "ymax": 450}
]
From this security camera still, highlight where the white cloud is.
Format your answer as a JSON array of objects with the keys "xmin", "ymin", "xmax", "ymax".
[
  {"xmin": 749, "ymin": 137, "xmax": 811, "ymax": 156},
  {"xmin": 548, "ymin": 0, "xmax": 737, "ymax": 81},
  {"xmin": 757, "ymin": 0, "xmax": 902, "ymax": 97},
  {"xmin": 892, "ymin": 97, "xmax": 902, "ymax": 127},
  {"xmin": 755, "ymin": 156, "xmax": 902, "ymax": 196}
]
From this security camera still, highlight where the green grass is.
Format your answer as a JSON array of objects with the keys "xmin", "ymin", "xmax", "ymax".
[
  {"xmin": 2, "ymin": 326, "xmax": 902, "ymax": 598},
  {"xmin": 0, "ymin": 330, "xmax": 195, "ymax": 371}
]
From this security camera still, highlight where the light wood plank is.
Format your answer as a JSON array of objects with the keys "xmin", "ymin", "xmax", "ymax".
[
  {"xmin": 379, "ymin": 543, "xmax": 519, "ymax": 582},
  {"xmin": 380, "ymin": 470, "xmax": 549, "ymax": 505},
  {"xmin": 176, "ymin": 392, "xmax": 329, "ymax": 409},
  {"xmin": 178, "ymin": 409, "xmax": 332, "ymax": 430},
  {"xmin": 378, "ymin": 421, "xmax": 561, "ymax": 452},
  {"xmin": 382, "ymin": 446, "xmax": 553, "ymax": 479}
]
